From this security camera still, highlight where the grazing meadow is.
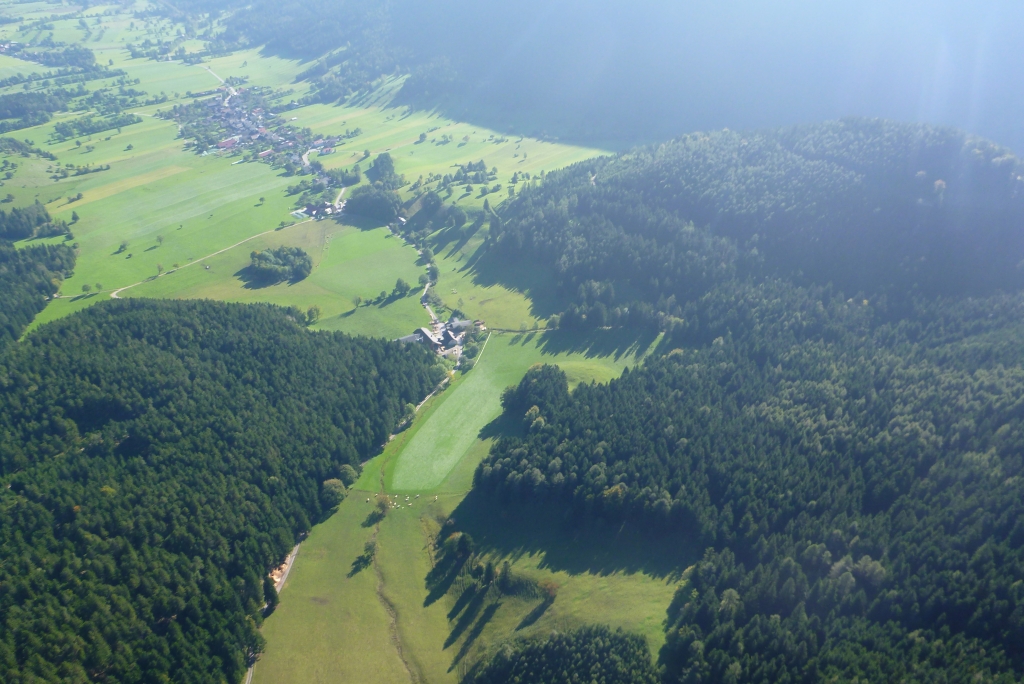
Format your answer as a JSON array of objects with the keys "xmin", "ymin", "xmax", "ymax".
[
  {"xmin": 253, "ymin": 329, "xmax": 679, "ymax": 684},
  {"xmin": 0, "ymin": 4, "xmax": 674, "ymax": 680}
]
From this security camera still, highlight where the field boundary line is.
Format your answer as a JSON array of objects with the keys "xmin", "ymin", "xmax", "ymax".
[{"xmin": 372, "ymin": 528, "xmax": 422, "ymax": 684}]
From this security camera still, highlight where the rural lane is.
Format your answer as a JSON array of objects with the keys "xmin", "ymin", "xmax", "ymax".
[{"xmin": 109, "ymin": 219, "xmax": 313, "ymax": 299}]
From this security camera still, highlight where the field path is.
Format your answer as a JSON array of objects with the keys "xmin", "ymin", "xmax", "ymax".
[
  {"xmin": 110, "ymin": 219, "xmax": 313, "ymax": 299},
  {"xmin": 273, "ymin": 545, "xmax": 301, "ymax": 592},
  {"xmin": 370, "ymin": 434, "xmax": 423, "ymax": 683},
  {"xmin": 244, "ymin": 543, "xmax": 301, "ymax": 684}
]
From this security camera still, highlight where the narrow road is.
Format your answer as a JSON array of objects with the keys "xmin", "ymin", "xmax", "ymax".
[
  {"xmin": 200, "ymin": 65, "xmax": 236, "ymax": 105},
  {"xmin": 273, "ymin": 545, "xmax": 300, "ymax": 592},
  {"xmin": 244, "ymin": 543, "xmax": 301, "ymax": 684},
  {"xmin": 110, "ymin": 218, "xmax": 313, "ymax": 299},
  {"xmin": 419, "ymin": 281, "xmax": 440, "ymax": 325}
]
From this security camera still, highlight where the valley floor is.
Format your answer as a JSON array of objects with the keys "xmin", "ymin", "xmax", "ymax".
[
  {"xmin": 0, "ymin": 2, "xmax": 673, "ymax": 678},
  {"xmin": 252, "ymin": 332, "xmax": 683, "ymax": 684}
]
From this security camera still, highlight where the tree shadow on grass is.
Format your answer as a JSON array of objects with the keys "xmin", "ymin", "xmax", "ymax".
[
  {"xmin": 447, "ymin": 489, "xmax": 697, "ymax": 582},
  {"xmin": 447, "ymin": 583, "xmax": 480, "ymax": 621},
  {"xmin": 444, "ymin": 585, "xmax": 488, "ymax": 648},
  {"xmin": 515, "ymin": 597, "xmax": 553, "ymax": 631},
  {"xmin": 424, "ymin": 552, "xmax": 469, "ymax": 607},
  {"xmin": 454, "ymin": 246, "xmax": 566, "ymax": 322},
  {"xmin": 477, "ymin": 408, "xmax": 525, "ymax": 443},
  {"xmin": 348, "ymin": 552, "xmax": 373, "ymax": 577},
  {"xmin": 449, "ymin": 601, "xmax": 502, "ymax": 671},
  {"xmin": 340, "ymin": 213, "xmax": 388, "ymax": 232},
  {"xmin": 234, "ymin": 266, "xmax": 306, "ymax": 290},
  {"xmin": 362, "ymin": 509, "xmax": 386, "ymax": 528},
  {"xmin": 534, "ymin": 326, "xmax": 670, "ymax": 362}
]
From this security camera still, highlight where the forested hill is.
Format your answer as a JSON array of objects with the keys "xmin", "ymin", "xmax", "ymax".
[
  {"xmin": 0, "ymin": 241, "xmax": 75, "ymax": 350},
  {"xmin": 492, "ymin": 118, "xmax": 1024, "ymax": 327},
  {"xmin": 474, "ymin": 281, "xmax": 1024, "ymax": 681},
  {"xmin": 0, "ymin": 299, "xmax": 444, "ymax": 683}
]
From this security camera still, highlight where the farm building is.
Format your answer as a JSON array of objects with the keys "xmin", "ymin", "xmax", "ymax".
[{"xmin": 396, "ymin": 318, "xmax": 484, "ymax": 354}]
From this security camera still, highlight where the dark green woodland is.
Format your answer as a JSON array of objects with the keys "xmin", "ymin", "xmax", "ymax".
[
  {"xmin": 468, "ymin": 626, "xmax": 659, "ymax": 684},
  {"xmin": 468, "ymin": 121, "xmax": 1024, "ymax": 681},
  {"xmin": 0, "ymin": 299, "xmax": 444, "ymax": 683},
  {"xmin": 0, "ymin": 240, "xmax": 75, "ymax": 349},
  {"xmin": 492, "ymin": 118, "xmax": 1024, "ymax": 329}
]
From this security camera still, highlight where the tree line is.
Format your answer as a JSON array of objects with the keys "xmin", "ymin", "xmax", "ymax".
[
  {"xmin": 0, "ymin": 201, "xmax": 68, "ymax": 241},
  {"xmin": 474, "ymin": 279, "xmax": 1024, "ymax": 681},
  {"xmin": 0, "ymin": 240, "xmax": 75, "ymax": 349},
  {"xmin": 0, "ymin": 299, "xmax": 445, "ymax": 683},
  {"xmin": 467, "ymin": 626, "xmax": 659, "ymax": 684}
]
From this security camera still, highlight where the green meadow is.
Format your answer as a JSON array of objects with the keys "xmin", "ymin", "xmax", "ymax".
[
  {"xmin": 254, "ymin": 329, "xmax": 677, "ymax": 684},
  {"xmin": 0, "ymin": 2, "xmax": 675, "ymax": 679},
  {"xmin": 0, "ymin": 0, "xmax": 605, "ymax": 339}
]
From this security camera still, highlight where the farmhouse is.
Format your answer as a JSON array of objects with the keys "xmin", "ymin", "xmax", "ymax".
[
  {"xmin": 396, "ymin": 318, "xmax": 484, "ymax": 354},
  {"xmin": 397, "ymin": 327, "xmax": 444, "ymax": 351},
  {"xmin": 305, "ymin": 201, "xmax": 336, "ymax": 219}
]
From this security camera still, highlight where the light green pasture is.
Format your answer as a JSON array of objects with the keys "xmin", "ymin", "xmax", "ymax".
[
  {"xmin": 251, "ymin": 499, "xmax": 410, "ymax": 684},
  {"xmin": 127, "ymin": 218, "xmax": 430, "ymax": 341}
]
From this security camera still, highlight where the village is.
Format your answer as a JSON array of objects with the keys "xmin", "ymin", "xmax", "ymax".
[{"xmin": 168, "ymin": 84, "xmax": 358, "ymax": 197}]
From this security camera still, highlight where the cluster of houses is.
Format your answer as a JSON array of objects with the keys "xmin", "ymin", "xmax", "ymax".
[
  {"xmin": 398, "ymin": 318, "xmax": 482, "ymax": 354},
  {"xmin": 201, "ymin": 88, "xmax": 342, "ymax": 162},
  {"xmin": 208, "ymin": 89, "xmax": 275, "ymax": 150},
  {"xmin": 304, "ymin": 201, "xmax": 338, "ymax": 219}
]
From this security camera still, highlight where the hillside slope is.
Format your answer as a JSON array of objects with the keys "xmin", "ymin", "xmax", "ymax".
[
  {"xmin": 490, "ymin": 118, "xmax": 1024, "ymax": 328},
  {"xmin": 473, "ymin": 282, "xmax": 1024, "ymax": 681},
  {"xmin": 0, "ymin": 299, "xmax": 443, "ymax": 683}
]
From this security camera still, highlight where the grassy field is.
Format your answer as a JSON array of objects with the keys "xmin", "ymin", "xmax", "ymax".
[
  {"xmin": 0, "ymin": 0, "xmax": 605, "ymax": 339},
  {"xmin": 124, "ymin": 216, "xmax": 431, "ymax": 340},
  {"xmin": 251, "ymin": 500, "xmax": 411, "ymax": 684},
  {"xmin": 387, "ymin": 332, "xmax": 651, "ymax": 491},
  {"xmin": 0, "ymin": 3, "xmax": 680, "ymax": 679},
  {"xmin": 255, "ymin": 329, "xmax": 679, "ymax": 683}
]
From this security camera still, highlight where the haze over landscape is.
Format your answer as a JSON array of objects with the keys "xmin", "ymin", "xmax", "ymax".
[{"xmin": 0, "ymin": 1, "xmax": 1022, "ymax": 683}]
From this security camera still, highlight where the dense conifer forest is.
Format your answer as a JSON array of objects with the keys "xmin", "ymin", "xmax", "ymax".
[
  {"xmin": 475, "ymin": 282, "xmax": 1024, "ymax": 681},
  {"xmin": 0, "ymin": 299, "xmax": 444, "ymax": 682},
  {"xmin": 492, "ymin": 119, "xmax": 1024, "ymax": 328},
  {"xmin": 468, "ymin": 626, "xmax": 659, "ymax": 684},
  {"xmin": 0, "ymin": 241, "xmax": 75, "ymax": 349},
  {"xmin": 0, "ymin": 202, "xmax": 68, "ymax": 241}
]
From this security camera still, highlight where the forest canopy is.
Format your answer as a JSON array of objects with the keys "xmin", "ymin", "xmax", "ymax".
[
  {"xmin": 491, "ymin": 118, "xmax": 1024, "ymax": 331},
  {"xmin": 475, "ymin": 280, "xmax": 1024, "ymax": 682},
  {"xmin": 0, "ymin": 299, "xmax": 444, "ymax": 683},
  {"xmin": 0, "ymin": 201, "xmax": 68, "ymax": 241},
  {"xmin": 468, "ymin": 626, "xmax": 659, "ymax": 684}
]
